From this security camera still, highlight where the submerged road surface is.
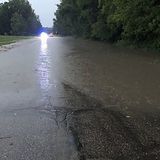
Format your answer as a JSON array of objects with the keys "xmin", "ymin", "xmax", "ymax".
[{"xmin": 0, "ymin": 37, "xmax": 160, "ymax": 159}]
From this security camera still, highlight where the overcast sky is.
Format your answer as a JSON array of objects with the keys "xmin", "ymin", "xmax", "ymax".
[{"xmin": 0, "ymin": 0, "xmax": 60, "ymax": 27}]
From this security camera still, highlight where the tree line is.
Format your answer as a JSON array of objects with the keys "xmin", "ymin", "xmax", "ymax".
[
  {"xmin": 54, "ymin": 0, "xmax": 160, "ymax": 49},
  {"xmin": 0, "ymin": 0, "xmax": 42, "ymax": 36}
]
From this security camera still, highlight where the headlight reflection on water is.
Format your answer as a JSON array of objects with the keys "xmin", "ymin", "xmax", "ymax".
[
  {"xmin": 37, "ymin": 32, "xmax": 50, "ymax": 93},
  {"xmin": 40, "ymin": 32, "xmax": 48, "ymax": 51},
  {"xmin": 41, "ymin": 41, "xmax": 48, "ymax": 52}
]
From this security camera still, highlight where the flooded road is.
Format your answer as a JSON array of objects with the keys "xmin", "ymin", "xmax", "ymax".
[
  {"xmin": 59, "ymin": 38, "xmax": 160, "ymax": 108},
  {"xmin": 0, "ymin": 37, "xmax": 160, "ymax": 159}
]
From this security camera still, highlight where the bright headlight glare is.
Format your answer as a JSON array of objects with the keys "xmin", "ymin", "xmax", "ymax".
[{"xmin": 40, "ymin": 32, "xmax": 48, "ymax": 41}]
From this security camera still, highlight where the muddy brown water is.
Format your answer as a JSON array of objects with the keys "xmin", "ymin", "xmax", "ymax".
[
  {"xmin": 55, "ymin": 37, "xmax": 160, "ymax": 110},
  {"xmin": 1, "ymin": 37, "xmax": 160, "ymax": 110}
]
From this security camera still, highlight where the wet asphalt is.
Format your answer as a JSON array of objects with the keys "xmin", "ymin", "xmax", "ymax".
[{"xmin": 0, "ymin": 37, "xmax": 160, "ymax": 160}]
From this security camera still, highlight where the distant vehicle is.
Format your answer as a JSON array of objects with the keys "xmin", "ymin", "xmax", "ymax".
[
  {"xmin": 49, "ymin": 33, "xmax": 54, "ymax": 37},
  {"xmin": 40, "ymin": 32, "xmax": 48, "ymax": 42}
]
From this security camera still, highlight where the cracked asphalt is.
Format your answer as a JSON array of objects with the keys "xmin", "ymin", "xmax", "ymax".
[{"xmin": 0, "ymin": 37, "xmax": 160, "ymax": 160}]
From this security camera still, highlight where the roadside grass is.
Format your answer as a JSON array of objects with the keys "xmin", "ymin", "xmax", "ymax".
[{"xmin": 0, "ymin": 35, "xmax": 31, "ymax": 46}]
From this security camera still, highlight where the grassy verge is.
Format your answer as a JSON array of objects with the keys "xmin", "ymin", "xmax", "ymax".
[{"xmin": 0, "ymin": 35, "xmax": 31, "ymax": 46}]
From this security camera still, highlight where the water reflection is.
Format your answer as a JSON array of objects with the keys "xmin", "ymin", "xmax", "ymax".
[
  {"xmin": 41, "ymin": 41, "xmax": 48, "ymax": 51},
  {"xmin": 37, "ymin": 39, "xmax": 51, "ymax": 93}
]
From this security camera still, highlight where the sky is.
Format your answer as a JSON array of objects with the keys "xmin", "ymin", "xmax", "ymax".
[{"xmin": 0, "ymin": 0, "xmax": 60, "ymax": 27}]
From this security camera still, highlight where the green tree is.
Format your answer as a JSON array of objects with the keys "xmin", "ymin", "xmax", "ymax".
[
  {"xmin": 0, "ymin": 0, "xmax": 42, "ymax": 35},
  {"xmin": 113, "ymin": 0, "xmax": 160, "ymax": 48},
  {"xmin": 91, "ymin": 0, "xmax": 122, "ymax": 41},
  {"xmin": 0, "ymin": 2, "xmax": 11, "ymax": 34},
  {"xmin": 11, "ymin": 12, "xmax": 26, "ymax": 35},
  {"xmin": 54, "ymin": 0, "xmax": 160, "ymax": 49}
]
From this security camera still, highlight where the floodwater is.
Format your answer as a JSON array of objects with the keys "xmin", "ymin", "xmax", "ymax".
[
  {"xmin": 51, "ymin": 37, "xmax": 160, "ymax": 109},
  {"xmin": 1, "ymin": 37, "xmax": 160, "ymax": 110},
  {"xmin": 0, "ymin": 37, "xmax": 160, "ymax": 159}
]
